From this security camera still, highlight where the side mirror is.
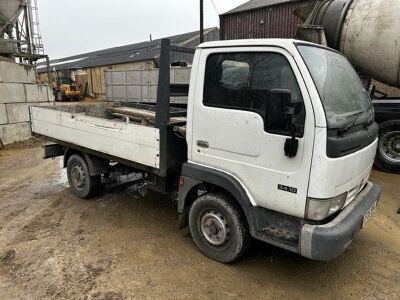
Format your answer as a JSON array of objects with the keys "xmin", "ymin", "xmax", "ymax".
[{"xmin": 267, "ymin": 89, "xmax": 299, "ymax": 158}]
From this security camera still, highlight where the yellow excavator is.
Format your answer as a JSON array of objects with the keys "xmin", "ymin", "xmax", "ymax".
[{"xmin": 51, "ymin": 77, "xmax": 81, "ymax": 101}]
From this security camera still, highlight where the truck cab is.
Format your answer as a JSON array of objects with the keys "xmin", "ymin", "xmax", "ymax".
[{"xmin": 179, "ymin": 39, "xmax": 381, "ymax": 262}]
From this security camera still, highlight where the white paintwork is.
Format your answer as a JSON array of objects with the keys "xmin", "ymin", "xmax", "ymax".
[
  {"xmin": 198, "ymin": 39, "xmax": 314, "ymax": 50},
  {"xmin": 188, "ymin": 44, "xmax": 317, "ymax": 218},
  {"xmin": 30, "ymin": 106, "xmax": 160, "ymax": 168},
  {"xmin": 188, "ymin": 39, "xmax": 376, "ymax": 218},
  {"xmin": 30, "ymin": 38, "xmax": 378, "ymax": 221},
  {"xmin": 308, "ymin": 126, "xmax": 377, "ymax": 200}
]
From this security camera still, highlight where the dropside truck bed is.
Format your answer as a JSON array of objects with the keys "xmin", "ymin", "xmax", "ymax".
[
  {"xmin": 31, "ymin": 39, "xmax": 192, "ymax": 196},
  {"xmin": 30, "ymin": 102, "xmax": 188, "ymax": 179}
]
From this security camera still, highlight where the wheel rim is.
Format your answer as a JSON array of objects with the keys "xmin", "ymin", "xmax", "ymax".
[
  {"xmin": 200, "ymin": 210, "xmax": 230, "ymax": 246},
  {"xmin": 379, "ymin": 131, "xmax": 400, "ymax": 163},
  {"xmin": 71, "ymin": 163, "xmax": 86, "ymax": 189}
]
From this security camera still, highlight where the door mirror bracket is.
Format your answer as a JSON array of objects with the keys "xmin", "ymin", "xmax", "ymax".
[
  {"xmin": 285, "ymin": 123, "xmax": 299, "ymax": 158},
  {"xmin": 285, "ymin": 106, "xmax": 295, "ymax": 117},
  {"xmin": 367, "ymin": 83, "xmax": 376, "ymax": 100}
]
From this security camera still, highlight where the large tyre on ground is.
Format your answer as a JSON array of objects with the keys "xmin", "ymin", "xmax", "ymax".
[
  {"xmin": 189, "ymin": 192, "xmax": 251, "ymax": 263},
  {"xmin": 66, "ymin": 154, "xmax": 101, "ymax": 198},
  {"xmin": 56, "ymin": 90, "xmax": 64, "ymax": 102},
  {"xmin": 375, "ymin": 121, "xmax": 400, "ymax": 173}
]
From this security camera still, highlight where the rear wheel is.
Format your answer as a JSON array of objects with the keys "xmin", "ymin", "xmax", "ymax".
[
  {"xmin": 67, "ymin": 154, "xmax": 101, "ymax": 198},
  {"xmin": 189, "ymin": 192, "xmax": 251, "ymax": 263},
  {"xmin": 375, "ymin": 121, "xmax": 400, "ymax": 173},
  {"xmin": 56, "ymin": 91, "xmax": 63, "ymax": 101}
]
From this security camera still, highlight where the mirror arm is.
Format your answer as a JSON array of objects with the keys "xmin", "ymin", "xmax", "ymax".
[{"xmin": 367, "ymin": 83, "xmax": 376, "ymax": 100}]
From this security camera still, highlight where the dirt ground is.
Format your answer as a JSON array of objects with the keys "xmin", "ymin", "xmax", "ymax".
[{"xmin": 0, "ymin": 142, "xmax": 399, "ymax": 300}]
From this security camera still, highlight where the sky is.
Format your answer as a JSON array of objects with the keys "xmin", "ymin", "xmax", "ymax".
[{"xmin": 37, "ymin": 0, "xmax": 249, "ymax": 59}]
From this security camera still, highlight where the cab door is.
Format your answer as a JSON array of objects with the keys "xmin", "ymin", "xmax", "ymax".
[{"xmin": 189, "ymin": 47, "xmax": 315, "ymax": 218}]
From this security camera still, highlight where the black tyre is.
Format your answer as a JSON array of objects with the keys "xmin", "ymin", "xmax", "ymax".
[
  {"xmin": 375, "ymin": 121, "xmax": 400, "ymax": 173},
  {"xmin": 56, "ymin": 91, "xmax": 63, "ymax": 101},
  {"xmin": 66, "ymin": 154, "xmax": 101, "ymax": 198},
  {"xmin": 189, "ymin": 193, "xmax": 251, "ymax": 263}
]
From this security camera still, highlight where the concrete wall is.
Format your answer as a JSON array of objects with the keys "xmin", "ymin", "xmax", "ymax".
[
  {"xmin": 86, "ymin": 60, "xmax": 155, "ymax": 100},
  {"xmin": 38, "ymin": 61, "xmax": 156, "ymax": 100},
  {"xmin": 0, "ymin": 61, "xmax": 53, "ymax": 145},
  {"xmin": 105, "ymin": 67, "xmax": 191, "ymax": 104}
]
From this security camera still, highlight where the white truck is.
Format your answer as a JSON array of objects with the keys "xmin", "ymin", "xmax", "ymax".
[{"xmin": 30, "ymin": 39, "xmax": 381, "ymax": 263}]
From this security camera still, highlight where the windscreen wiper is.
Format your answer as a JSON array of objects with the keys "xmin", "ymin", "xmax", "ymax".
[{"xmin": 339, "ymin": 107, "xmax": 372, "ymax": 133}]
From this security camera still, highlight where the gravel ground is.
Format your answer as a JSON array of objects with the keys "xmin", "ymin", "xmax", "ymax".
[{"xmin": 0, "ymin": 142, "xmax": 399, "ymax": 299}]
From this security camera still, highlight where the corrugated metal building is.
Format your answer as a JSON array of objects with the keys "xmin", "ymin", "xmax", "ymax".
[
  {"xmin": 37, "ymin": 28, "xmax": 219, "ymax": 99},
  {"xmin": 220, "ymin": 0, "xmax": 310, "ymax": 40}
]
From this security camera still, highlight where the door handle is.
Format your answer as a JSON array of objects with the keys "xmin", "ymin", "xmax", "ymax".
[{"xmin": 197, "ymin": 140, "xmax": 209, "ymax": 148}]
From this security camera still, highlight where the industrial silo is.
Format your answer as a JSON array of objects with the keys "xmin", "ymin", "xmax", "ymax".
[{"xmin": 0, "ymin": 0, "xmax": 24, "ymax": 56}]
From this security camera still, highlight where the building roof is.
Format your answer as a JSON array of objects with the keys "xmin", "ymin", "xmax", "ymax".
[
  {"xmin": 37, "ymin": 28, "xmax": 219, "ymax": 73},
  {"xmin": 222, "ymin": 0, "xmax": 302, "ymax": 16}
]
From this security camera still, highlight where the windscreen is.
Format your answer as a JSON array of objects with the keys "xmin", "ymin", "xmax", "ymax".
[{"xmin": 297, "ymin": 45, "xmax": 372, "ymax": 129}]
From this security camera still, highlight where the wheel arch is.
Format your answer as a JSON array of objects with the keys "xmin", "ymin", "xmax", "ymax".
[
  {"xmin": 178, "ymin": 163, "xmax": 254, "ymax": 229},
  {"xmin": 64, "ymin": 148, "xmax": 109, "ymax": 176}
]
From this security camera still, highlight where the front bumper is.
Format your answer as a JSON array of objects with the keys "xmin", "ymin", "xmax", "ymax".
[{"xmin": 300, "ymin": 182, "xmax": 381, "ymax": 261}]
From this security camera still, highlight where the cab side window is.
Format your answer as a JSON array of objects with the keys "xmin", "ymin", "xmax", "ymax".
[{"xmin": 203, "ymin": 52, "xmax": 305, "ymax": 137}]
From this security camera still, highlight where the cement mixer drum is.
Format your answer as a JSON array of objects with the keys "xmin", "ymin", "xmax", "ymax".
[
  {"xmin": 302, "ymin": 0, "xmax": 400, "ymax": 88},
  {"xmin": 339, "ymin": 0, "xmax": 400, "ymax": 88}
]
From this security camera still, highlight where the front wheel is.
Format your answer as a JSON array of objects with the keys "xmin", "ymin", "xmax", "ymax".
[
  {"xmin": 189, "ymin": 193, "xmax": 251, "ymax": 263},
  {"xmin": 375, "ymin": 120, "xmax": 400, "ymax": 173},
  {"xmin": 67, "ymin": 154, "xmax": 101, "ymax": 198}
]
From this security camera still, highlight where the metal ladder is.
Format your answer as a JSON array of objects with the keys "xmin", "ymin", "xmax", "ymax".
[{"xmin": 27, "ymin": 0, "xmax": 44, "ymax": 55}]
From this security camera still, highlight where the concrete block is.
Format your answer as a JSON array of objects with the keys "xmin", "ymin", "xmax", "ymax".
[
  {"xmin": 0, "ymin": 61, "xmax": 36, "ymax": 83},
  {"xmin": 0, "ymin": 122, "xmax": 31, "ymax": 144},
  {"xmin": 36, "ymin": 102, "xmax": 53, "ymax": 107},
  {"xmin": 5, "ymin": 102, "xmax": 52, "ymax": 123},
  {"xmin": 0, "ymin": 82, "xmax": 26, "ymax": 103},
  {"xmin": 48, "ymin": 87, "xmax": 54, "ymax": 102},
  {"xmin": 25, "ymin": 84, "xmax": 51, "ymax": 102},
  {"xmin": 0, "ymin": 104, "xmax": 7, "ymax": 124},
  {"xmin": 6, "ymin": 103, "xmax": 31, "ymax": 123}
]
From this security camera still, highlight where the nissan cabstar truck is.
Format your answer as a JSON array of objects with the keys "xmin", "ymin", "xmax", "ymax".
[{"xmin": 30, "ymin": 39, "xmax": 381, "ymax": 263}]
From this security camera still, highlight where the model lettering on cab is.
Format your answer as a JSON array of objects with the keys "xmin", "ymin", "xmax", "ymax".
[{"xmin": 278, "ymin": 184, "xmax": 298, "ymax": 194}]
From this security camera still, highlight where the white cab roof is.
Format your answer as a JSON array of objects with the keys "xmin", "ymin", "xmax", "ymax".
[
  {"xmin": 198, "ymin": 39, "xmax": 307, "ymax": 48},
  {"xmin": 198, "ymin": 38, "xmax": 336, "ymax": 56}
]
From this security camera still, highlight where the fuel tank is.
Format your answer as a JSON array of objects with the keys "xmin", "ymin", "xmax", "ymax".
[{"xmin": 298, "ymin": 0, "xmax": 400, "ymax": 88}]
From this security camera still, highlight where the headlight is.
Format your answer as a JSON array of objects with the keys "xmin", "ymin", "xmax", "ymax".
[{"xmin": 306, "ymin": 193, "xmax": 347, "ymax": 221}]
